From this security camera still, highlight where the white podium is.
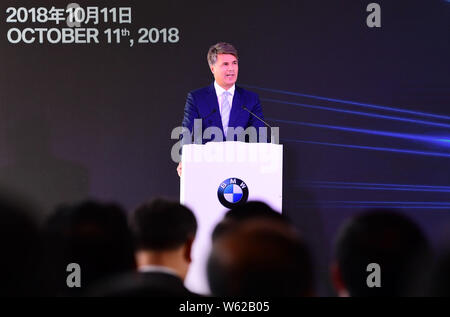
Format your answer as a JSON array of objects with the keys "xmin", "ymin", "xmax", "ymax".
[{"xmin": 180, "ymin": 141, "xmax": 283, "ymax": 295}]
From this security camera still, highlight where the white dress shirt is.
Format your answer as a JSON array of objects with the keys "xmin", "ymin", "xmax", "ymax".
[{"xmin": 214, "ymin": 81, "xmax": 235, "ymax": 137}]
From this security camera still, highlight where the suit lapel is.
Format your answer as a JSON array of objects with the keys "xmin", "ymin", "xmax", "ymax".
[
  {"xmin": 228, "ymin": 86, "xmax": 242, "ymax": 128},
  {"xmin": 206, "ymin": 84, "xmax": 224, "ymax": 133}
]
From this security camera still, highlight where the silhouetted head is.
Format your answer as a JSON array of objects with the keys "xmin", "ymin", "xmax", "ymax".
[
  {"xmin": 42, "ymin": 200, "xmax": 136, "ymax": 295},
  {"xmin": 131, "ymin": 199, "xmax": 197, "ymax": 280},
  {"xmin": 332, "ymin": 209, "xmax": 431, "ymax": 296},
  {"xmin": 212, "ymin": 201, "xmax": 289, "ymax": 242},
  {"xmin": 131, "ymin": 199, "xmax": 197, "ymax": 251},
  {"xmin": 208, "ymin": 218, "xmax": 314, "ymax": 296}
]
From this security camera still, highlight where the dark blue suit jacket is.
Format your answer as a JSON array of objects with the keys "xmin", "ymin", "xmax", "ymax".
[{"xmin": 182, "ymin": 83, "xmax": 265, "ymax": 144}]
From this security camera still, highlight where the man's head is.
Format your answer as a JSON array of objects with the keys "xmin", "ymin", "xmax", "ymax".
[
  {"xmin": 212, "ymin": 201, "xmax": 289, "ymax": 242},
  {"xmin": 131, "ymin": 199, "xmax": 197, "ymax": 280},
  {"xmin": 208, "ymin": 218, "xmax": 314, "ymax": 296},
  {"xmin": 207, "ymin": 42, "xmax": 239, "ymax": 90},
  {"xmin": 332, "ymin": 209, "xmax": 431, "ymax": 296},
  {"xmin": 42, "ymin": 200, "xmax": 136, "ymax": 295}
]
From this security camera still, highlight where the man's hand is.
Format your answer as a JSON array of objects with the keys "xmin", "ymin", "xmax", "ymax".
[{"xmin": 177, "ymin": 162, "xmax": 182, "ymax": 177}]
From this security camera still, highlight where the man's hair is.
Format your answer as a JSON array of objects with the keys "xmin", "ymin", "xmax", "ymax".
[
  {"xmin": 42, "ymin": 200, "xmax": 136, "ymax": 295},
  {"xmin": 212, "ymin": 201, "xmax": 289, "ymax": 242},
  {"xmin": 207, "ymin": 42, "xmax": 238, "ymax": 66},
  {"xmin": 131, "ymin": 198, "xmax": 197, "ymax": 251},
  {"xmin": 208, "ymin": 219, "xmax": 313, "ymax": 296},
  {"xmin": 334, "ymin": 209, "xmax": 431, "ymax": 296}
]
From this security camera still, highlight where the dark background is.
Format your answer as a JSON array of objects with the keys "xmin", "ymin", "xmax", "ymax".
[{"xmin": 1, "ymin": 0, "xmax": 449, "ymax": 295}]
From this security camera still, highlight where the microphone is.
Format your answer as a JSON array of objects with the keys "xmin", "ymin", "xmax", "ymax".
[{"xmin": 242, "ymin": 105, "xmax": 275, "ymax": 143}]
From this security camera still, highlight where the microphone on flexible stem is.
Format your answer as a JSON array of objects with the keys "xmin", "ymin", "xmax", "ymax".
[{"xmin": 242, "ymin": 105, "xmax": 275, "ymax": 143}]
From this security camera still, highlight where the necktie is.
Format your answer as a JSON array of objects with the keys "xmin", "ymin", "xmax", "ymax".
[{"xmin": 221, "ymin": 91, "xmax": 231, "ymax": 138}]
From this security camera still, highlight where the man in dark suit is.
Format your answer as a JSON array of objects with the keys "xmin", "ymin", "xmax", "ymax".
[
  {"xmin": 177, "ymin": 42, "xmax": 265, "ymax": 177},
  {"xmin": 90, "ymin": 199, "xmax": 199, "ymax": 297}
]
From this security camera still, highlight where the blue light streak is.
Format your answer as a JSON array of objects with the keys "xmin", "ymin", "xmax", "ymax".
[
  {"xmin": 262, "ymin": 98, "xmax": 450, "ymax": 129},
  {"xmin": 269, "ymin": 118, "xmax": 450, "ymax": 144},
  {"xmin": 296, "ymin": 205, "xmax": 450, "ymax": 210},
  {"xmin": 299, "ymin": 181, "xmax": 450, "ymax": 189},
  {"xmin": 300, "ymin": 185, "xmax": 450, "ymax": 193},
  {"xmin": 311, "ymin": 201, "xmax": 450, "ymax": 205},
  {"xmin": 294, "ymin": 181, "xmax": 450, "ymax": 192},
  {"xmin": 295, "ymin": 200, "xmax": 450, "ymax": 209},
  {"xmin": 282, "ymin": 138, "xmax": 450, "ymax": 158},
  {"xmin": 242, "ymin": 84, "xmax": 450, "ymax": 121}
]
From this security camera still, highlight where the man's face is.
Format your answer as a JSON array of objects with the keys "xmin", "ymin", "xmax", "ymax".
[{"xmin": 210, "ymin": 54, "xmax": 239, "ymax": 90}]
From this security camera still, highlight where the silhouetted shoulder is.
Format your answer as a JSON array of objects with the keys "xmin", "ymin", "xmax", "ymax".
[{"xmin": 89, "ymin": 272, "xmax": 202, "ymax": 297}]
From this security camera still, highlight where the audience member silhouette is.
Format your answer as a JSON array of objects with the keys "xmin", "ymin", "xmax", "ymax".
[
  {"xmin": 331, "ymin": 209, "xmax": 432, "ymax": 297},
  {"xmin": 90, "ymin": 199, "xmax": 199, "ymax": 297},
  {"xmin": 40, "ymin": 200, "xmax": 136, "ymax": 296},
  {"xmin": 208, "ymin": 211, "xmax": 314, "ymax": 296},
  {"xmin": 2, "ymin": 190, "xmax": 441, "ymax": 298},
  {"xmin": 0, "ymin": 191, "xmax": 41, "ymax": 296},
  {"xmin": 211, "ymin": 201, "xmax": 290, "ymax": 243}
]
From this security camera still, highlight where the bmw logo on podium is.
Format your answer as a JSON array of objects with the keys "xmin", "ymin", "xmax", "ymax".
[{"xmin": 217, "ymin": 178, "xmax": 249, "ymax": 209}]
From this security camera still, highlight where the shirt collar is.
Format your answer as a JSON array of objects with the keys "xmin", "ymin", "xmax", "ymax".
[
  {"xmin": 137, "ymin": 265, "xmax": 180, "ymax": 278},
  {"xmin": 214, "ymin": 81, "xmax": 235, "ymax": 98}
]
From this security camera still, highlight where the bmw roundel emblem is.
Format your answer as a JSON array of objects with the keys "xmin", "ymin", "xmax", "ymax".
[{"xmin": 217, "ymin": 178, "xmax": 249, "ymax": 209}]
